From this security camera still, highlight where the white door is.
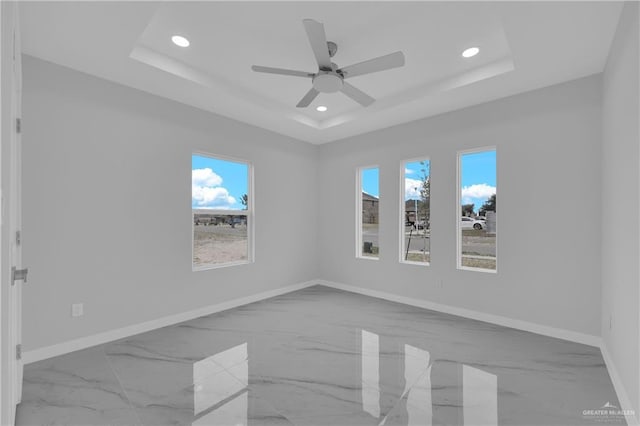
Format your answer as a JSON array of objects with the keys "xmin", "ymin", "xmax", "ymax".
[
  {"xmin": 2, "ymin": 1, "xmax": 24, "ymax": 423},
  {"xmin": 10, "ymin": 1, "xmax": 24, "ymax": 403}
]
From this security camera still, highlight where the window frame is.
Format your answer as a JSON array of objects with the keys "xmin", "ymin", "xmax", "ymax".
[
  {"xmin": 192, "ymin": 151, "xmax": 255, "ymax": 271},
  {"xmin": 356, "ymin": 165, "xmax": 380, "ymax": 260},
  {"xmin": 456, "ymin": 146, "xmax": 497, "ymax": 273},
  {"xmin": 399, "ymin": 157, "xmax": 431, "ymax": 266}
]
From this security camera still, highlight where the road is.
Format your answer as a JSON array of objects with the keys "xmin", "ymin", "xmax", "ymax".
[
  {"xmin": 362, "ymin": 230, "xmax": 429, "ymax": 253},
  {"xmin": 362, "ymin": 228, "xmax": 496, "ymax": 257}
]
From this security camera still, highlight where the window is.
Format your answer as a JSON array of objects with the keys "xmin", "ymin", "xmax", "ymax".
[
  {"xmin": 457, "ymin": 148, "xmax": 496, "ymax": 272},
  {"xmin": 357, "ymin": 167, "xmax": 379, "ymax": 259},
  {"xmin": 192, "ymin": 154, "xmax": 252, "ymax": 270},
  {"xmin": 401, "ymin": 159, "xmax": 430, "ymax": 264}
]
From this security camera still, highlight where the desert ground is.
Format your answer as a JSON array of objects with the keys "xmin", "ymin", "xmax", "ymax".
[{"xmin": 193, "ymin": 223, "xmax": 248, "ymax": 267}]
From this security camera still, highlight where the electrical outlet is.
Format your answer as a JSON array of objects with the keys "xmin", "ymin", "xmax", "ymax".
[{"xmin": 71, "ymin": 303, "xmax": 84, "ymax": 317}]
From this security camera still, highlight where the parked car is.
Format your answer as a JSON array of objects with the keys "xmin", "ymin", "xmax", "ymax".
[{"xmin": 461, "ymin": 216, "xmax": 485, "ymax": 230}]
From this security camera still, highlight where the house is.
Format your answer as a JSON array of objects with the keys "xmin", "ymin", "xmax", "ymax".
[
  {"xmin": 1, "ymin": 2, "xmax": 638, "ymax": 425},
  {"xmin": 362, "ymin": 192, "xmax": 379, "ymax": 224},
  {"xmin": 404, "ymin": 199, "xmax": 430, "ymax": 224}
]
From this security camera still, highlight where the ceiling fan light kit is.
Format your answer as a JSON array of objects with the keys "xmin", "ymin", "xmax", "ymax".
[
  {"xmin": 313, "ymin": 72, "xmax": 343, "ymax": 93},
  {"xmin": 251, "ymin": 19, "xmax": 405, "ymax": 109}
]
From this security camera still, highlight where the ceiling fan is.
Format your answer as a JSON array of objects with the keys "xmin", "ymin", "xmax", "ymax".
[{"xmin": 251, "ymin": 19, "xmax": 405, "ymax": 108}]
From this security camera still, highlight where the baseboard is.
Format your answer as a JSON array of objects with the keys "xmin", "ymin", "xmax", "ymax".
[
  {"xmin": 600, "ymin": 343, "xmax": 639, "ymax": 426},
  {"xmin": 23, "ymin": 280, "xmax": 318, "ymax": 364},
  {"xmin": 317, "ymin": 280, "xmax": 602, "ymax": 347}
]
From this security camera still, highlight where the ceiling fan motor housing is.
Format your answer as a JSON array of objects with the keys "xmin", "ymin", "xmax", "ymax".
[{"xmin": 313, "ymin": 71, "xmax": 344, "ymax": 93}]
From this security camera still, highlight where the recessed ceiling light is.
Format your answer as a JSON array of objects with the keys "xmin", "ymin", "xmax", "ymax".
[
  {"xmin": 316, "ymin": 106, "xmax": 328, "ymax": 112},
  {"xmin": 462, "ymin": 47, "xmax": 479, "ymax": 58},
  {"xmin": 171, "ymin": 35, "xmax": 190, "ymax": 48}
]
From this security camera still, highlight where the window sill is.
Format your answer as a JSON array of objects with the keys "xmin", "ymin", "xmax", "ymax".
[
  {"xmin": 193, "ymin": 260, "xmax": 253, "ymax": 272},
  {"xmin": 356, "ymin": 256, "xmax": 379, "ymax": 261},
  {"xmin": 400, "ymin": 260, "xmax": 430, "ymax": 267},
  {"xmin": 457, "ymin": 266, "xmax": 497, "ymax": 274}
]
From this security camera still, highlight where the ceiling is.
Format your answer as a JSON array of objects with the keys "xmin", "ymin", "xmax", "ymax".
[{"xmin": 20, "ymin": 1, "xmax": 623, "ymax": 144}]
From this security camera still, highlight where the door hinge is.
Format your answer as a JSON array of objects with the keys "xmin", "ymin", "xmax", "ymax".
[
  {"xmin": 15, "ymin": 230, "xmax": 21, "ymax": 246},
  {"xmin": 16, "ymin": 118, "xmax": 21, "ymax": 134},
  {"xmin": 12, "ymin": 266, "xmax": 28, "ymax": 285},
  {"xmin": 16, "ymin": 344, "xmax": 22, "ymax": 360}
]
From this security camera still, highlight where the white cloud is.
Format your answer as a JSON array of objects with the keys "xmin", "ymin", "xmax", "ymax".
[
  {"xmin": 192, "ymin": 186, "xmax": 236, "ymax": 209},
  {"xmin": 192, "ymin": 168, "xmax": 236, "ymax": 209},
  {"xmin": 192, "ymin": 168, "xmax": 223, "ymax": 187},
  {"xmin": 405, "ymin": 178, "xmax": 423, "ymax": 199},
  {"xmin": 405, "ymin": 168, "xmax": 415, "ymax": 175},
  {"xmin": 461, "ymin": 184, "xmax": 496, "ymax": 205}
]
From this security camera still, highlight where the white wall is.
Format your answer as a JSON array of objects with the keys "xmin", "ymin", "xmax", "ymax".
[
  {"xmin": 318, "ymin": 75, "xmax": 603, "ymax": 337},
  {"xmin": 601, "ymin": 1, "xmax": 640, "ymax": 416},
  {"xmin": 21, "ymin": 56, "xmax": 319, "ymax": 351}
]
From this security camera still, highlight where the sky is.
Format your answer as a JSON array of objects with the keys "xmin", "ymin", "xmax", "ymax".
[
  {"xmin": 404, "ymin": 159, "xmax": 430, "ymax": 200},
  {"xmin": 193, "ymin": 150, "xmax": 495, "ymax": 211},
  {"xmin": 460, "ymin": 150, "xmax": 496, "ymax": 210},
  {"xmin": 361, "ymin": 167, "xmax": 379, "ymax": 197},
  {"xmin": 362, "ymin": 150, "xmax": 496, "ymax": 211},
  {"xmin": 192, "ymin": 155, "xmax": 248, "ymax": 210}
]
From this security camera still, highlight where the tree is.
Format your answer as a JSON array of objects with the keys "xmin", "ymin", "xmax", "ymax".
[
  {"xmin": 479, "ymin": 194, "xmax": 496, "ymax": 215},
  {"xmin": 418, "ymin": 161, "xmax": 430, "ymax": 224},
  {"xmin": 240, "ymin": 194, "xmax": 248, "ymax": 210},
  {"xmin": 461, "ymin": 204, "xmax": 474, "ymax": 217}
]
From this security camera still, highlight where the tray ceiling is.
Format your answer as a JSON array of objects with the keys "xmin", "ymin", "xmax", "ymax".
[{"xmin": 21, "ymin": 1, "xmax": 623, "ymax": 144}]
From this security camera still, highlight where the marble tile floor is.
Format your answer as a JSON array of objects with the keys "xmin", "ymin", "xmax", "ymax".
[{"xmin": 16, "ymin": 285, "xmax": 624, "ymax": 426}]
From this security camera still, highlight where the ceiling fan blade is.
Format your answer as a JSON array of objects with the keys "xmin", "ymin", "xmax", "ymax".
[
  {"xmin": 341, "ymin": 82, "xmax": 375, "ymax": 107},
  {"xmin": 296, "ymin": 88, "xmax": 320, "ymax": 108},
  {"xmin": 251, "ymin": 65, "xmax": 314, "ymax": 78},
  {"xmin": 303, "ymin": 19, "xmax": 332, "ymax": 70},
  {"xmin": 339, "ymin": 51, "xmax": 405, "ymax": 79}
]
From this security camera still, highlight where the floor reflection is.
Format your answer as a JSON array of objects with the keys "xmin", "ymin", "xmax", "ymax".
[
  {"xmin": 362, "ymin": 330, "xmax": 381, "ymax": 418},
  {"xmin": 192, "ymin": 343, "xmax": 248, "ymax": 425},
  {"xmin": 463, "ymin": 365, "xmax": 498, "ymax": 426},
  {"xmin": 193, "ymin": 391, "xmax": 248, "ymax": 426},
  {"xmin": 190, "ymin": 332, "xmax": 500, "ymax": 425},
  {"xmin": 404, "ymin": 344, "xmax": 432, "ymax": 426},
  {"xmin": 365, "ymin": 332, "xmax": 498, "ymax": 426}
]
